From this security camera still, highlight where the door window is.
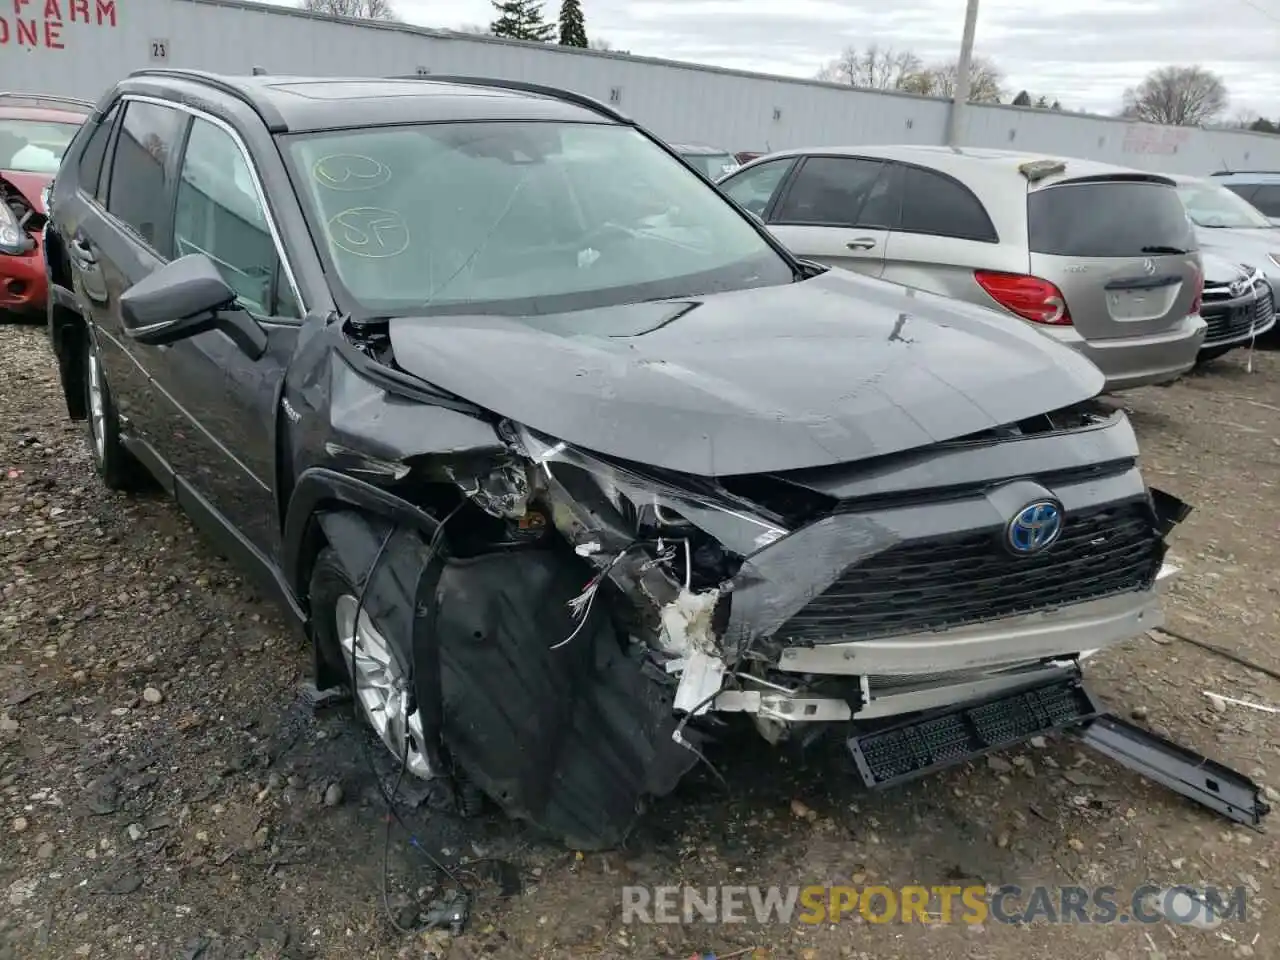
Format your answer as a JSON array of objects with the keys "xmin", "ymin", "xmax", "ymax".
[
  {"xmin": 898, "ymin": 166, "xmax": 998, "ymax": 242},
  {"xmin": 1245, "ymin": 185, "xmax": 1280, "ymax": 218},
  {"xmin": 774, "ymin": 157, "xmax": 887, "ymax": 227},
  {"xmin": 75, "ymin": 103, "xmax": 121, "ymax": 203},
  {"xmin": 719, "ymin": 158, "xmax": 794, "ymax": 218},
  {"xmin": 173, "ymin": 117, "xmax": 296, "ymax": 318},
  {"xmin": 105, "ymin": 101, "xmax": 186, "ymax": 249}
]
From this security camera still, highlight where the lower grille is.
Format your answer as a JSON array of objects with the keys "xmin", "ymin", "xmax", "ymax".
[
  {"xmin": 848, "ymin": 679, "xmax": 1101, "ymax": 788},
  {"xmin": 1255, "ymin": 289, "xmax": 1274, "ymax": 329},
  {"xmin": 776, "ymin": 500, "xmax": 1160, "ymax": 644},
  {"xmin": 1203, "ymin": 289, "xmax": 1271, "ymax": 345}
]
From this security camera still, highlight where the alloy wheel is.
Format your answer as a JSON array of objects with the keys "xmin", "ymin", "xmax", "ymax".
[
  {"xmin": 334, "ymin": 593, "xmax": 432, "ymax": 779},
  {"xmin": 86, "ymin": 341, "xmax": 106, "ymax": 463}
]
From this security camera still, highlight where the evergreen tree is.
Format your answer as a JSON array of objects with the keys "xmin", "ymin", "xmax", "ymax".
[
  {"xmin": 1011, "ymin": 89, "xmax": 1031, "ymax": 106},
  {"xmin": 558, "ymin": 0, "xmax": 588, "ymax": 47},
  {"xmin": 490, "ymin": 0, "xmax": 554, "ymax": 41}
]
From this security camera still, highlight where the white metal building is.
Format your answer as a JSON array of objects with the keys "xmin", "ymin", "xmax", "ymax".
[{"xmin": 4, "ymin": 0, "xmax": 1280, "ymax": 175}]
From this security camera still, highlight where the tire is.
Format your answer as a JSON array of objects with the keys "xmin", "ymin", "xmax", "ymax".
[
  {"xmin": 83, "ymin": 332, "xmax": 141, "ymax": 491},
  {"xmin": 1195, "ymin": 345, "xmax": 1235, "ymax": 365},
  {"xmin": 309, "ymin": 547, "xmax": 435, "ymax": 782}
]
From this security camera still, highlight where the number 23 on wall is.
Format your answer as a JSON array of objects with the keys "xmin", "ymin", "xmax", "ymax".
[{"xmin": 150, "ymin": 39, "xmax": 168, "ymax": 61}]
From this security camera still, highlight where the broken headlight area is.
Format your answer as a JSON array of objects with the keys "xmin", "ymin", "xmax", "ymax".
[
  {"xmin": 0, "ymin": 177, "xmax": 41, "ymax": 255},
  {"xmin": 434, "ymin": 421, "xmax": 902, "ymax": 749}
]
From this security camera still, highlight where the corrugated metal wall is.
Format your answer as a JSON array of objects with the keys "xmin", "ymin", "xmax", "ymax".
[{"xmin": 4, "ymin": 0, "xmax": 1279, "ymax": 175}]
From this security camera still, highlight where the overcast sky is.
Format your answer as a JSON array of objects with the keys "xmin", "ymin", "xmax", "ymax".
[{"xmin": 382, "ymin": 0, "xmax": 1280, "ymax": 118}]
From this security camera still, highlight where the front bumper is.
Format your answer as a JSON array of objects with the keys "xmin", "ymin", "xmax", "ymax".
[
  {"xmin": 753, "ymin": 562, "xmax": 1177, "ymax": 722},
  {"xmin": 0, "ymin": 230, "xmax": 49, "ymax": 315},
  {"xmin": 1039, "ymin": 315, "xmax": 1205, "ymax": 391}
]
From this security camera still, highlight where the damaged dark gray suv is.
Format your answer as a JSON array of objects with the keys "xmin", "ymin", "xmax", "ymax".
[{"xmin": 43, "ymin": 71, "xmax": 1269, "ymax": 850}]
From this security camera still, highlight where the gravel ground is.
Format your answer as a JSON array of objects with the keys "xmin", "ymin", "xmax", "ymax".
[{"xmin": 2, "ymin": 320, "xmax": 1279, "ymax": 960}]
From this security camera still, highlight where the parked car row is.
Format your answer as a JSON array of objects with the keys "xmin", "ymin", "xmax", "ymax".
[
  {"xmin": 0, "ymin": 74, "xmax": 1270, "ymax": 851},
  {"xmin": 715, "ymin": 146, "xmax": 1278, "ymax": 386}
]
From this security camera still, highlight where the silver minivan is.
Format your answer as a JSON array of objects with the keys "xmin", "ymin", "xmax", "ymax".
[{"xmin": 718, "ymin": 146, "xmax": 1206, "ymax": 391}]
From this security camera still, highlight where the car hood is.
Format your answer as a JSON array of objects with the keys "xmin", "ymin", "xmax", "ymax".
[
  {"xmin": 1195, "ymin": 225, "xmax": 1280, "ymax": 271},
  {"xmin": 0, "ymin": 169, "xmax": 51, "ymax": 214},
  {"xmin": 1199, "ymin": 250, "xmax": 1253, "ymax": 285},
  {"xmin": 387, "ymin": 268, "xmax": 1105, "ymax": 477}
]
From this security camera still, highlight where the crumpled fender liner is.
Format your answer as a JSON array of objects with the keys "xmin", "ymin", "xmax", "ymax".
[
  {"xmin": 1149, "ymin": 487, "xmax": 1193, "ymax": 538},
  {"xmin": 427, "ymin": 548, "xmax": 699, "ymax": 850},
  {"xmin": 315, "ymin": 510, "xmax": 447, "ymax": 778}
]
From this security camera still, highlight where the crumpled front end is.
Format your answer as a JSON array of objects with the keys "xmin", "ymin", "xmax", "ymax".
[
  {"xmin": 0, "ymin": 174, "xmax": 49, "ymax": 315},
  {"xmin": 461, "ymin": 399, "xmax": 1187, "ymax": 758},
  {"xmin": 305, "ymin": 335, "xmax": 1195, "ymax": 847}
]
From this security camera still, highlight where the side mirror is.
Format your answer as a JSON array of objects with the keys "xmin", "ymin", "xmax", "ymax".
[{"xmin": 121, "ymin": 253, "xmax": 267, "ymax": 359}]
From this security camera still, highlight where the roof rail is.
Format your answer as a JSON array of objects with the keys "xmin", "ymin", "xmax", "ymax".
[
  {"xmin": 1209, "ymin": 169, "xmax": 1280, "ymax": 177},
  {"xmin": 388, "ymin": 74, "xmax": 629, "ymax": 123},
  {"xmin": 0, "ymin": 92, "xmax": 95, "ymax": 113},
  {"xmin": 125, "ymin": 68, "xmax": 288, "ymax": 132}
]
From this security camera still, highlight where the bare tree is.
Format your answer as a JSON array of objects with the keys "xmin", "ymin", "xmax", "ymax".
[
  {"xmin": 588, "ymin": 37, "xmax": 628, "ymax": 52},
  {"xmin": 815, "ymin": 44, "xmax": 923, "ymax": 91},
  {"xmin": 300, "ymin": 0, "xmax": 397, "ymax": 19},
  {"xmin": 1120, "ymin": 65, "xmax": 1228, "ymax": 126},
  {"xmin": 902, "ymin": 56, "xmax": 1003, "ymax": 103}
]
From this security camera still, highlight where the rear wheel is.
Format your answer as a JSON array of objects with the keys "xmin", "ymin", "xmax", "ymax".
[{"xmin": 83, "ymin": 333, "xmax": 141, "ymax": 491}]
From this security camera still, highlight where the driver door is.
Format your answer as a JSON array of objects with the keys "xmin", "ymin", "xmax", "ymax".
[{"xmin": 132, "ymin": 113, "xmax": 303, "ymax": 557}]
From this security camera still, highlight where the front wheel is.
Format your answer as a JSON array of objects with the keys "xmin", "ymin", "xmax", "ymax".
[{"xmin": 309, "ymin": 547, "xmax": 434, "ymax": 780}]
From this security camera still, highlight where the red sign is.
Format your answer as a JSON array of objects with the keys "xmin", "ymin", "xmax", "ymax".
[
  {"xmin": 0, "ymin": 0, "xmax": 117, "ymax": 50},
  {"xmin": 1122, "ymin": 124, "xmax": 1191, "ymax": 156}
]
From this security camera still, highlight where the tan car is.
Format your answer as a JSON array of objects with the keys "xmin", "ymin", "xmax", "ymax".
[{"xmin": 719, "ymin": 146, "xmax": 1207, "ymax": 391}]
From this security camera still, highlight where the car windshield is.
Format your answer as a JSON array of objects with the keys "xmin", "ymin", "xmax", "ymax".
[
  {"xmin": 1176, "ymin": 181, "xmax": 1274, "ymax": 229},
  {"xmin": 287, "ymin": 121, "xmax": 792, "ymax": 317},
  {"xmin": 0, "ymin": 118, "xmax": 80, "ymax": 174}
]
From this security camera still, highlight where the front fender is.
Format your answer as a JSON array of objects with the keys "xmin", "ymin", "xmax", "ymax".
[{"xmin": 281, "ymin": 467, "xmax": 443, "ymax": 605}]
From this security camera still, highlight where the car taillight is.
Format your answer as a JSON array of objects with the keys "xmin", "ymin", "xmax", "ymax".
[
  {"xmin": 974, "ymin": 270, "xmax": 1072, "ymax": 325},
  {"xmin": 1188, "ymin": 266, "xmax": 1203, "ymax": 315}
]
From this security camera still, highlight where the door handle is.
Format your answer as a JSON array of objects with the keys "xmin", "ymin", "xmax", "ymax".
[
  {"xmin": 846, "ymin": 237, "xmax": 877, "ymax": 251},
  {"xmin": 69, "ymin": 237, "xmax": 97, "ymax": 266}
]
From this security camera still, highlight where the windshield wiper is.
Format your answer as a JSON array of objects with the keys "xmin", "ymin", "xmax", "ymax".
[{"xmin": 1141, "ymin": 245, "xmax": 1188, "ymax": 254}]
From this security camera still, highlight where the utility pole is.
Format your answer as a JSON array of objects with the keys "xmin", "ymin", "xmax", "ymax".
[{"xmin": 946, "ymin": 0, "xmax": 981, "ymax": 147}]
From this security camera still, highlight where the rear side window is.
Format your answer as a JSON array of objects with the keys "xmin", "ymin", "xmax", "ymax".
[
  {"xmin": 899, "ymin": 166, "xmax": 997, "ymax": 242},
  {"xmin": 76, "ymin": 103, "xmax": 120, "ymax": 203},
  {"xmin": 1028, "ymin": 180, "xmax": 1197, "ymax": 257},
  {"xmin": 1245, "ymin": 185, "xmax": 1280, "ymax": 217},
  {"xmin": 775, "ymin": 156, "xmax": 886, "ymax": 226},
  {"xmin": 105, "ymin": 101, "xmax": 187, "ymax": 249}
]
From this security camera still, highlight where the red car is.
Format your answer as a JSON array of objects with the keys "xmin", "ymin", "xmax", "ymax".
[{"xmin": 0, "ymin": 93, "xmax": 93, "ymax": 319}]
